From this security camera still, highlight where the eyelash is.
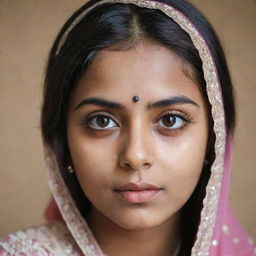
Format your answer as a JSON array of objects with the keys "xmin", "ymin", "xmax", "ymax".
[
  {"xmin": 155, "ymin": 111, "xmax": 191, "ymax": 132},
  {"xmin": 81, "ymin": 110, "xmax": 192, "ymax": 134},
  {"xmin": 81, "ymin": 111, "xmax": 116, "ymax": 130}
]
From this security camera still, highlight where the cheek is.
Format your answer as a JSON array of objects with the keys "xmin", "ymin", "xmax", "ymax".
[
  {"xmin": 159, "ymin": 128, "xmax": 208, "ymax": 202},
  {"xmin": 67, "ymin": 128, "xmax": 115, "ymax": 191}
]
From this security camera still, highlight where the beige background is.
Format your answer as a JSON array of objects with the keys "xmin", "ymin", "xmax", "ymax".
[{"xmin": 0, "ymin": 0, "xmax": 255, "ymax": 240}]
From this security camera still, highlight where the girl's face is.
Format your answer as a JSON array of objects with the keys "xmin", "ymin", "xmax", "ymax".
[{"xmin": 67, "ymin": 41, "xmax": 209, "ymax": 230}]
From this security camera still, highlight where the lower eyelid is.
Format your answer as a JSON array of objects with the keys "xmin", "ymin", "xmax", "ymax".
[{"xmin": 157, "ymin": 122, "xmax": 189, "ymax": 136}]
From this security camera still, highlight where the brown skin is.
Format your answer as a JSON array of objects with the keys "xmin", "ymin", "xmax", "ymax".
[{"xmin": 67, "ymin": 41, "xmax": 209, "ymax": 256}]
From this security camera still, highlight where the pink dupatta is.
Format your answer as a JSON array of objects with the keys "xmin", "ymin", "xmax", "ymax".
[
  {"xmin": 43, "ymin": 1, "xmax": 255, "ymax": 255},
  {"xmin": 209, "ymin": 135, "xmax": 255, "ymax": 255}
]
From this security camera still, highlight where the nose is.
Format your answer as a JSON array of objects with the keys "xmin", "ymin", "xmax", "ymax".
[{"xmin": 118, "ymin": 122, "xmax": 154, "ymax": 171}]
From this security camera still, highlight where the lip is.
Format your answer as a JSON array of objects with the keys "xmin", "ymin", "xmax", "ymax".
[
  {"xmin": 115, "ymin": 182, "xmax": 161, "ymax": 191},
  {"xmin": 114, "ymin": 182, "xmax": 163, "ymax": 203}
]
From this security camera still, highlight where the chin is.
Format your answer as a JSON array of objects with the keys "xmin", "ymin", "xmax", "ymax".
[
  {"xmin": 116, "ymin": 219, "xmax": 159, "ymax": 231},
  {"xmin": 108, "ymin": 208, "xmax": 168, "ymax": 231}
]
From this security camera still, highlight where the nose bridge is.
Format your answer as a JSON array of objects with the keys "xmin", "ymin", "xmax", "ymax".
[{"xmin": 119, "ymin": 117, "xmax": 153, "ymax": 170}]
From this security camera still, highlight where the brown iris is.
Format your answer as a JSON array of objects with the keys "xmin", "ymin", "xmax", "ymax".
[
  {"xmin": 96, "ymin": 116, "xmax": 110, "ymax": 128},
  {"xmin": 162, "ymin": 114, "xmax": 176, "ymax": 127}
]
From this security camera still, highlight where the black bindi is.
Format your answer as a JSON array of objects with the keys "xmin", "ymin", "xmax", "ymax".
[{"xmin": 132, "ymin": 96, "xmax": 140, "ymax": 103}]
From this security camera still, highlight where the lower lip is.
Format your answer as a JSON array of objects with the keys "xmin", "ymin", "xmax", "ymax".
[{"xmin": 115, "ymin": 189, "xmax": 162, "ymax": 203}]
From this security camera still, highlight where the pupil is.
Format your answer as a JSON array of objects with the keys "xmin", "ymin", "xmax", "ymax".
[
  {"xmin": 163, "ymin": 115, "xmax": 176, "ymax": 127},
  {"xmin": 97, "ymin": 116, "xmax": 109, "ymax": 127}
]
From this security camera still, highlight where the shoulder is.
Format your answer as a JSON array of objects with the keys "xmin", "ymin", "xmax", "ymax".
[{"xmin": 0, "ymin": 221, "xmax": 82, "ymax": 255}]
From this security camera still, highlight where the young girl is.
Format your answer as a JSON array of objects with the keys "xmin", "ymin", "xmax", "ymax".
[{"xmin": 0, "ymin": 0, "xmax": 255, "ymax": 255}]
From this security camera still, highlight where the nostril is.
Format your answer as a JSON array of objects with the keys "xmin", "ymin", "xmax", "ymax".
[
  {"xmin": 124, "ymin": 163, "xmax": 132, "ymax": 169},
  {"xmin": 122, "ymin": 162, "xmax": 152, "ymax": 169},
  {"xmin": 143, "ymin": 162, "xmax": 151, "ymax": 168}
]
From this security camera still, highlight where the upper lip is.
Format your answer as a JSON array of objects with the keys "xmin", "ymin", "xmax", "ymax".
[{"xmin": 115, "ymin": 182, "xmax": 162, "ymax": 191}]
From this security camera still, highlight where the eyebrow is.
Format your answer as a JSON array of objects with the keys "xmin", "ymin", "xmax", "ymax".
[
  {"xmin": 74, "ymin": 95, "xmax": 199, "ymax": 111},
  {"xmin": 74, "ymin": 97, "xmax": 123, "ymax": 110},
  {"xmin": 147, "ymin": 95, "xmax": 199, "ymax": 110}
]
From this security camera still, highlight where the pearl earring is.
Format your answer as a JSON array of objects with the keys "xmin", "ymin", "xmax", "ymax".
[{"xmin": 66, "ymin": 165, "xmax": 74, "ymax": 174}]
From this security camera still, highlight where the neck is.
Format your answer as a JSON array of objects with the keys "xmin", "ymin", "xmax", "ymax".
[{"xmin": 87, "ymin": 207, "xmax": 181, "ymax": 256}]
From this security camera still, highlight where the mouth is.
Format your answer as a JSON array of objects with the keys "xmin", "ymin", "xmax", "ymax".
[{"xmin": 114, "ymin": 182, "xmax": 163, "ymax": 203}]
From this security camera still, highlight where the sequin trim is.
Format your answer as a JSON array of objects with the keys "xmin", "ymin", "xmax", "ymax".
[
  {"xmin": 0, "ymin": 222, "xmax": 81, "ymax": 255},
  {"xmin": 52, "ymin": 1, "xmax": 227, "ymax": 255}
]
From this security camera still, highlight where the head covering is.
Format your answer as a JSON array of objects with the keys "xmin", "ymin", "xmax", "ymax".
[{"xmin": 43, "ymin": 0, "xmax": 255, "ymax": 255}]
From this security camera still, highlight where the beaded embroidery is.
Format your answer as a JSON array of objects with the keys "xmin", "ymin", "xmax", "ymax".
[{"xmin": 0, "ymin": 222, "xmax": 81, "ymax": 255}]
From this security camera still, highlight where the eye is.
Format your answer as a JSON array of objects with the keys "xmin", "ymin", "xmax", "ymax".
[
  {"xmin": 83, "ymin": 112, "xmax": 118, "ymax": 130},
  {"xmin": 157, "ymin": 112, "xmax": 189, "ymax": 130}
]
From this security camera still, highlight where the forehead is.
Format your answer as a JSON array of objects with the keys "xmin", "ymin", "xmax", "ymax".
[{"xmin": 71, "ymin": 41, "xmax": 203, "ymax": 106}]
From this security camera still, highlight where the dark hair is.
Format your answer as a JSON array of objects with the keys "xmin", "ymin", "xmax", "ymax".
[{"xmin": 41, "ymin": 0, "xmax": 235, "ymax": 254}]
